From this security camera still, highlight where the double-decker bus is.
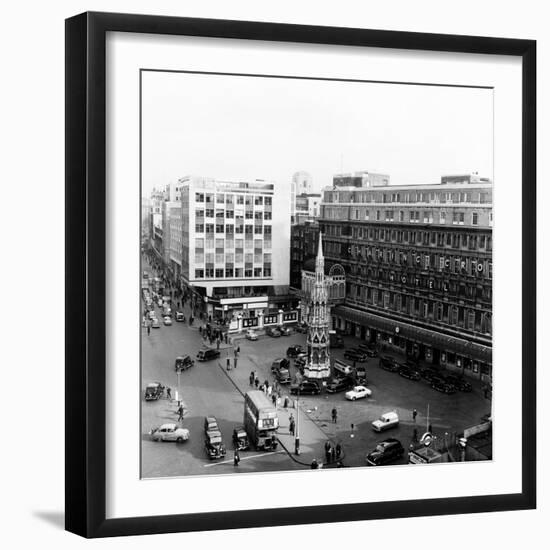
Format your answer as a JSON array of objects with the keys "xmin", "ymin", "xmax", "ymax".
[{"xmin": 243, "ymin": 390, "xmax": 279, "ymax": 450}]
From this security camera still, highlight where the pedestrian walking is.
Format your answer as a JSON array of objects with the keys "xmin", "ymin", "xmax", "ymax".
[
  {"xmin": 234, "ymin": 450, "xmax": 240, "ymax": 467},
  {"xmin": 199, "ymin": 325, "xmax": 202, "ymax": 334},
  {"xmin": 329, "ymin": 445, "xmax": 335, "ymax": 464},
  {"xmin": 254, "ymin": 377, "xmax": 260, "ymax": 389},
  {"xmin": 413, "ymin": 428, "xmax": 418, "ymax": 442},
  {"xmin": 324, "ymin": 441, "xmax": 331, "ymax": 461},
  {"xmin": 237, "ymin": 345, "xmax": 240, "ymax": 354},
  {"xmin": 216, "ymin": 339, "xmax": 220, "ymax": 350},
  {"xmin": 147, "ymin": 322, "xmax": 151, "ymax": 336},
  {"xmin": 224, "ymin": 333, "xmax": 228, "ymax": 344},
  {"xmin": 335, "ymin": 443, "xmax": 342, "ymax": 460},
  {"xmin": 331, "ymin": 407, "xmax": 337, "ymax": 423},
  {"xmin": 233, "ymin": 356, "xmax": 238, "ymax": 369},
  {"xmin": 412, "ymin": 409, "xmax": 418, "ymax": 423},
  {"xmin": 226, "ymin": 357, "xmax": 231, "ymax": 371},
  {"xmin": 289, "ymin": 414, "xmax": 295, "ymax": 435},
  {"xmin": 177, "ymin": 405, "xmax": 184, "ymax": 422},
  {"xmin": 166, "ymin": 387, "xmax": 171, "ymax": 400},
  {"xmin": 267, "ymin": 385, "xmax": 272, "ymax": 397},
  {"xmin": 271, "ymin": 393, "xmax": 277, "ymax": 406},
  {"xmin": 284, "ymin": 396, "xmax": 289, "ymax": 408},
  {"xmin": 249, "ymin": 373, "xmax": 254, "ymax": 386}
]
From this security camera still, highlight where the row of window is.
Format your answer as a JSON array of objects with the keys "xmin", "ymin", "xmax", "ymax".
[
  {"xmin": 323, "ymin": 225, "xmax": 492, "ymax": 251},
  {"xmin": 347, "ymin": 288, "xmax": 492, "ymax": 334},
  {"xmin": 324, "ymin": 189, "xmax": 491, "ymax": 205},
  {"xmin": 194, "ymin": 266, "xmax": 272, "ymax": 279},
  {"xmin": 195, "ymin": 193, "xmax": 273, "ymax": 206},
  {"xmin": 195, "ymin": 253, "xmax": 268, "ymax": 264},
  {"xmin": 195, "ymin": 237, "xmax": 269, "ymax": 251},
  {"xmin": 195, "ymin": 223, "xmax": 272, "ymax": 235},
  {"xmin": 196, "ymin": 209, "xmax": 272, "ymax": 220}
]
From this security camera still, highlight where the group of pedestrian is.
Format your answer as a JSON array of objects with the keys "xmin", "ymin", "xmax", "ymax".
[
  {"xmin": 289, "ymin": 413, "xmax": 295, "ymax": 435},
  {"xmin": 324, "ymin": 440, "xmax": 342, "ymax": 464}
]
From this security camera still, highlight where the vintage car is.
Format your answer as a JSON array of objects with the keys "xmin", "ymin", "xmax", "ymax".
[
  {"xmin": 290, "ymin": 380, "xmax": 321, "ymax": 395},
  {"xmin": 151, "ymin": 318, "xmax": 161, "ymax": 329},
  {"xmin": 150, "ymin": 423, "xmax": 190, "ymax": 443},
  {"xmin": 379, "ymin": 356, "xmax": 400, "ymax": 372},
  {"xmin": 294, "ymin": 322, "xmax": 308, "ymax": 334},
  {"xmin": 232, "ymin": 426, "xmax": 250, "ymax": 451},
  {"xmin": 275, "ymin": 367, "xmax": 292, "ymax": 385},
  {"xmin": 205, "ymin": 430, "xmax": 226, "ymax": 460},
  {"xmin": 245, "ymin": 329, "xmax": 258, "ymax": 341},
  {"xmin": 265, "ymin": 327, "xmax": 282, "ymax": 338},
  {"xmin": 431, "ymin": 378, "xmax": 456, "ymax": 394},
  {"xmin": 326, "ymin": 377, "xmax": 355, "ymax": 394},
  {"xmin": 358, "ymin": 343, "xmax": 378, "ymax": 357},
  {"xmin": 286, "ymin": 345, "xmax": 304, "ymax": 358},
  {"xmin": 197, "ymin": 348, "xmax": 221, "ymax": 361},
  {"xmin": 444, "ymin": 375, "xmax": 473, "ymax": 392},
  {"xmin": 144, "ymin": 382, "xmax": 164, "ymax": 401},
  {"xmin": 277, "ymin": 325, "xmax": 291, "ymax": 336},
  {"xmin": 174, "ymin": 355, "xmax": 194, "ymax": 372},
  {"xmin": 398, "ymin": 365, "xmax": 422, "ymax": 381},
  {"xmin": 175, "ymin": 311, "xmax": 185, "ymax": 322},
  {"xmin": 372, "ymin": 411, "xmax": 400, "ymax": 432},
  {"xmin": 163, "ymin": 316, "xmax": 172, "ymax": 326},
  {"xmin": 343, "ymin": 349, "xmax": 368, "ymax": 362},
  {"xmin": 366, "ymin": 438, "xmax": 404, "ymax": 466},
  {"xmin": 271, "ymin": 357, "xmax": 290, "ymax": 373},
  {"xmin": 345, "ymin": 385, "xmax": 372, "ymax": 401}
]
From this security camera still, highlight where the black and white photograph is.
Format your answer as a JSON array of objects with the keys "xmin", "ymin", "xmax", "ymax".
[{"xmin": 140, "ymin": 70, "xmax": 493, "ymax": 478}]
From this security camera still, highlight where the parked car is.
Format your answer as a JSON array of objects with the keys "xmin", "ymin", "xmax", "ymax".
[
  {"xmin": 205, "ymin": 430, "xmax": 226, "ymax": 460},
  {"xmin": 232, "ymin": 426, "xmax": 250, "ymax": 451},
  {"xmin": 163, "ymin": 316, "xmax": 172, "ymax": 326},
  {"xmin": 278, "ymin": 325, "xmax": 291, "ymax": 336},
  {"xmin": 294, "ymin": 356, "xmax": 307, "ymax": 373},
  {"xmin": 344, "ymin": 349, "xmax": 368, "ymax": 362},
  {"xmin": 151, "ymin": 318, "xmax": 161, "ymax": 328},
  {"xmin": 275, "ymin": 368, "xmax": 292, "ymax": 385},
  {"xmin": 266, "ymin": 327, "xmax": 281, "ymax": 338},
  {"xmin": 271, "ymin": 357, "xmax": 290, "ymax": 373},
  {"xmin": 345, "ymin": 385, "xmax": 372, "ymax": 401},
  {"xmin": 358, "ymin": 343, "xmax": 378, "ymax": 357},
  {"xmin": 286, "ymin": 345, "xmax": 304, "ymax": 358},
  {"xmin": 398, "ymin": 365, "xmax": 422, "ymax": 381},
  {"xmin": 204, "ymin": 416, "xmax": 219, "ymax": 435},
  {"xmin": 354, "ymin": 365, "xmax": 367, "ymax": 382},
  {"xmin": 366, "ymin": 438, "xmax": 404, "ymax": 466},
  {"xmin": 372, "ymin": 411, "xmax": 400, "ymax": 432},
  {"xmin": 444, "ymin": 375, "xmax": 473, "ymax": 392},
  {"xmin": 150, "ymin": 423, "xmax": 190, "ymax": 443},
  {"xmin": 420, "ymin": 367, "xmax": 440, "ymax": 382},
  {"xmin": 197, "ymin": 348, "xmax": 221, "ymax": 361},
  {"xmin": 144, "ymin": 382, "xmax": 164, "ymax": 401},
  {"xmin": 379, "ymin": 356, "xmax": 400, "ymax": 372},
  {"xmin": 290, "ymin": 381, "xmax": 321, "ymax": 395},
  {"xmin": 431, "ymin": 378, "xmax": 456, "ymax": 394},
  {"xmin": 175, "ymin": 311, "xmax": 185, "ymax": 322},
  {"xmin": 295, "ymin": 322, "xmax": 308, "ymax": 333},
  {"xmin": 245, "ymin": 329, "xmax": 258, "ymax": 341},
  {"xmin": 326, "ymin": 377, "xmax": 354, "ymax": 394},
  {"xmin": 174, "ymin": 355, "xmax": 194, "ymax": 372}
]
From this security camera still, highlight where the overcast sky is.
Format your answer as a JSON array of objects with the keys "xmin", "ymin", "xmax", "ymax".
[{"xmin": 141, "ymin": 71, "xmax": 493, "ymax": 195}]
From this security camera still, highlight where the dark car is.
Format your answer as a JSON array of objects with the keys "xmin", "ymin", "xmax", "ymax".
[
  {"xmin": 358, "ymin": 343, "xmax": 378, "ymax": 357},
  {"xmin": 354, "ymin": 365, "xmax": 367, "ymax": 383},
  {"xmin": 275, "ymin": 368, "xmax": 292, "ymax": 385},
  {"xmin": 265, "ymin": 327, "xmax": 281, "ymax": 338},
  {"xmin": 286, "ymin": 345, "xmax": 305, "ymax": 358},
  {"xmin": 398, "ymin": 365, "xmax": 421, "ymax": 381},
  {"xmin": 431, "ymin": 378, "xmax": 456, "ymax": 394},
  {"xmin": 444, "ymin": 375, "xmax": 473, "ymax": 392},
  {"xmin": 205, "ymin": 430, "xmax": 226, "ymax": 460},
  {"xmin": 295, "ymin": 322, "xmax": 308, "ymax": 334},
  {"xmin": 366, "ymin": 438, "xmax": 405, "ymax": 466},
  {"xmin": 344, "ymin": 349, "xmax": 368, "ymax": 362},
  {"xmin": 420, "ymin": 368, "xmax": 440, "ymax": 382},
  {"xmin": 326, "ymin": 377, "xmax": 354, "ymax": 394},
  {"xmin": 278, "ymin": 325, "xmax": 291, "ymax": 336},
  {"xmin": 290, "ymin": 381, "xmax": 321, "ymax": 395},
  {"xmin": 379, "ymin": 356, "xmax": 400, "ymax": 372},
  {"xmin": 174, "ymin": 355, "xmax": 194, "ymax": 372},
  {"xmin": 144, "ymin": 382, "xmax": 164, "ymax": 401},
  {"xmin": 294, "ymin": 356, "xmax": 307, "ymax": 372},
  {"xmin": 197, "ymin": 348, "xmax": 221, "ymax": 362},
  {"xmin": 271, "ymin": 358, "xmax": 290, "ymax": 373},
  {"xmin": 232, "ymin": 427, "xmax": 250, "ymax": 451}
]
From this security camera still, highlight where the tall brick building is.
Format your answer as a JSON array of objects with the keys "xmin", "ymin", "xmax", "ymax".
[{"xmin": 319, "ymin": 173, "xmax": 493, "ymax": 381}]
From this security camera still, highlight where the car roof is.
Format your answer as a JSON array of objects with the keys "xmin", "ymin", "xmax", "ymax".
[
  {"xmin": 159, "ymin": 423, "xmax": 177, "ymax": 430},
  {"xmin": 146, "ymin": 383, "xmax": 160, "ymax": 388}
]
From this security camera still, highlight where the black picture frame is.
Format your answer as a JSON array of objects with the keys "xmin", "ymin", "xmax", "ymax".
[{"xmin": 65, "ymin": 11, "xmax": 536, "ymax": 538}]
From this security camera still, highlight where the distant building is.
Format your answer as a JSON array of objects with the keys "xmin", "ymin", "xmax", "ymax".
[
  {"xmin": 333, "ymin": 170, "xmax": 390, "ymax": 189},
  {"xmin": 320, "ymin": 173, "xmax": 493, "ymax": 380},
  {"xmin": 178, "ymin": 176, "xmax": 291, "ymax": 325},
  {"xmin": 291, "ymin": 171, "xmax": 316, "ymax": 224},
  {"xmin": 141, "ymin": 197, "xmax": 151, "ymax": 244}
]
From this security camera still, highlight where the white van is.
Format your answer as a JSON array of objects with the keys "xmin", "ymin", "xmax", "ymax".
[{"xmin": 372, "ymin": 411, "xmax": 399, "ymax": 432}]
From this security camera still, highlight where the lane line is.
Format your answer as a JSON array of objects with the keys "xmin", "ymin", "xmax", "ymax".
[{"xmin": 203, "ymin": 450, "xmax": 286, "ymax": 467}]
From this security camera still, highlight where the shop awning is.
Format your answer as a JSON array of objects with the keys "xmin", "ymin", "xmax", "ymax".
[{"xmin": 334, "ymin": 305, "xmax": 492, "ymax": 362}]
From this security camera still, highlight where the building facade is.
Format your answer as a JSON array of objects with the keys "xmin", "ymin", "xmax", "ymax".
[
  {"xmin": 178, "ymin": 176, "xmax": 291, "ymax": 323},
  {"xmin": 320, "ymin": 173, "xmax": 493, "ymax": 380},
  {"xmin": 291, "ymin": 171, "xmax": 314, "ymax": 224},
  {"xmin": 289, "ymin": 220, "xmax": 320, "ymax": 290}
]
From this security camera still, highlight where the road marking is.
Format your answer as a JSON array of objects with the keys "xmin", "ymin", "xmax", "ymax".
[{"xmin": 203, "ymin": 450, "xmax": 286, "ymax": 467}]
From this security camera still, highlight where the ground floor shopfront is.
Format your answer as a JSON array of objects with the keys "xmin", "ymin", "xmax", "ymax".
[{"xmin": 332, "ymin": 304, "xmax": 492, "ymax": 382}]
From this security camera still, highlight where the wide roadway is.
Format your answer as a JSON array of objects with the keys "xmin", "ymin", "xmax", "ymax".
[{"xmin": 140, "ymin": 265, "xmax": 302, "ymax": 478}]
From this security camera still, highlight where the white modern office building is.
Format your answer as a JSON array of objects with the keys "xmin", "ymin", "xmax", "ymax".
[{"xmin": 178, "ymin": 176, "xmax": 291, "ymax": 324}]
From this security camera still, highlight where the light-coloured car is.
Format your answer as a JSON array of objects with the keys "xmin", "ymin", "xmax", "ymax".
[
  {"xmin": 163, "ymin": 316, "xmax": 172, "ymax": 326},
  {"xmin": 245, "ymin": 329, "xmax": 258, "ymax": 341},
  {"xmin": 345, "ymin": 385, "xmax": 372, "ymax": 401},
  {"xmin": 151, "ymin": 318, "xmax": 160, "ymax": 328},
  {"xmin": 150, "ymin": 423, "xmax": 190, "ymax": 443},
  {"xmin": 372, "ymin": 411, "xmax": 400, "ymax": 432}
]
